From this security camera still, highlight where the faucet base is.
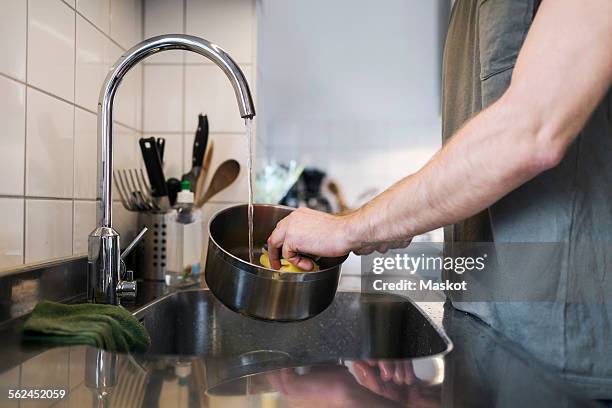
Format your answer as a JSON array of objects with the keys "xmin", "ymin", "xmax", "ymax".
[{"xmin": 88, "ymin": 227, "xmax": 121, "ymax": 304}]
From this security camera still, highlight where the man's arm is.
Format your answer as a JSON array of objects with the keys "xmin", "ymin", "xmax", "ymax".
[{"xmin": 268, "ymin": 0, "xmax": 612, "ymax": 270}]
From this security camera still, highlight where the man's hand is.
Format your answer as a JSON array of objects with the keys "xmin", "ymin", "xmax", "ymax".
[
  {"xmin": 266, "ymin": 207, "xmax": 412, "ymax": 270},
  {"xmin": 267, "ymin": 207, "xmax": 354, "ymax": 270}
]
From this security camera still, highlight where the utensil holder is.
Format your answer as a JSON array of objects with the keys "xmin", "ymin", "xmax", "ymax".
[{"xmin": 137, "ymin": 212, "xmax": 169, "ymax": 281}]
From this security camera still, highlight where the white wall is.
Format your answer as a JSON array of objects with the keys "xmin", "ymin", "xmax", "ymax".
[
  {"xmin": 256, "ymin": 0, "xmax": 444, "ymax": 208},
  {"xmin": 0, "ymin": 0, "xmax": 143, "ymax": 270}
]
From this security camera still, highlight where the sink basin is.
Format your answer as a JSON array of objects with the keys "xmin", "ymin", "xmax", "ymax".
[
  {"xmin": 134, "ymin": 289, "xmax": 451, "ymax": 392},
  {"xmin": 135, "ymin": 289, "xmax": 451, "ymax": 359}
]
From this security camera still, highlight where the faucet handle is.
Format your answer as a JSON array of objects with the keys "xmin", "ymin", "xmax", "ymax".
[
  {"xmin": 117, "ymin": 258, "xmax": 137, "ymax": 300},
  {"xmin": 116, "ymin": 227, "xmax": 146, "ymax": 301},
  {"xmin": 117, "ymin": 267, "xmax": 137, "ymax": 300},
  {"xmin": 121, "ymin": 227, "xmax": 148, "ymax": 260}
]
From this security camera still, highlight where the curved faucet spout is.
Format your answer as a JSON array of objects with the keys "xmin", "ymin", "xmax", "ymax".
[
  {"xmin": 98, "ymin": 34, "xmax": 255, "ymax": 228},
  {"xmin": 89, "ymin": 34, "xmax": 255, "ymax": 304}
]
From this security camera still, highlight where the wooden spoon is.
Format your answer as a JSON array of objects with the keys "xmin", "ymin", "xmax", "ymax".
[
  {"xmin": 194, "ymin": 140, "xmax": 214, "ymax": 200},
  {"xmin": 196, "ymin": 159, "xmax": 240, "ymax": 207},
  {"xmin": 327, "ymin": 180, "xmax": 350, "ymax": 214}
]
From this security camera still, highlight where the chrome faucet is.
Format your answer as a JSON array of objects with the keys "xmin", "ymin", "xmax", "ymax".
[{"xmin": 88, "ymin": 35, "xmax": 256, "ymax": 304}]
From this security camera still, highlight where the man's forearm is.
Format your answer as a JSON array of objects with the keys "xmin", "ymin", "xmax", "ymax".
[{"xmin": 347, "ymin": 95, "xmax": 551, "ymax": 246}]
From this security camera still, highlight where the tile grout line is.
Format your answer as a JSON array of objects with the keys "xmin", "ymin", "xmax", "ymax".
[
  {"xmin": 22, "ymin": 0, "xmax": 30, "ymax": 265},
  {"xmin": 72, "ymin": 2, "xmax": 77, "ymax": 256},
  {"xmin": 181, "ymin": 0, "xmax": 187, "ymax": 174},
  {"xmin": 0, "ymin": 194, "xmax": 112, "ymax": 202},
  {"xmin": 77, "ymin": 10, "xmax": 126, "ymax": 54}
]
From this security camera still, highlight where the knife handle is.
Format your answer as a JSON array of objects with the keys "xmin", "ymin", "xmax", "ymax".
[
  {"xmin": 192, "ymin": 114, "xmax": 208, "ymax": 168},
  {"xmin": 156, "ymin": 137, "xmax": 165, "ymax": 163},
  {"xmin": 139, "ymin": 137, "xmax": 168, "ymax": 198}
]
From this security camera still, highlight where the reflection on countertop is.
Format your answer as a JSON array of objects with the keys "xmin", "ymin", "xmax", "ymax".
[{"xmin": 0, "ymin": 277, "xmax": 605, "ymax": 407}]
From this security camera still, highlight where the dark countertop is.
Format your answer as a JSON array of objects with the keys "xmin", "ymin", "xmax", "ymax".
[{"xmin": 0, "ymin": 276, "xmax": 604, "ymax": 408}]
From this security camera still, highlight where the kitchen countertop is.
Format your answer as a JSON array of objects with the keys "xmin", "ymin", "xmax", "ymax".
[{"xmin": 0, "ymin": 276, "xmax": 603, "ymax": 408}]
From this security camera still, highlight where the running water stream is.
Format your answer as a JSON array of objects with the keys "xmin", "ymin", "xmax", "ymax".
[{"xmin": 245, "ymin": 118, "xmax": 255, "ymax": 263}]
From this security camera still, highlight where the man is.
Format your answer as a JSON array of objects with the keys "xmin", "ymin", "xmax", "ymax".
[{"xmin": 267, "ymin": 0, "xmax": 612, "ymax": 397}]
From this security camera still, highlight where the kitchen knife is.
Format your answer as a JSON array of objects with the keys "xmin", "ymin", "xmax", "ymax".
[
  {"xmin": 192, "ymin": 114, "xmax": 208, "ymax": 171},
  {"xmin": 156, "ymin": 137, "xmax": 166, "ymax": 163},
  {"xmin": 182, "ymin": 114, "xmax": 209, "ymax": 190},
  {"xmin": 139, "ymin": 137, "xmax": 170, "ymax": 209}
]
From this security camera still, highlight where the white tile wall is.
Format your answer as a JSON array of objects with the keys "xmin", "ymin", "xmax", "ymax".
[
  {"xmin": 143, "ymin": 65, "xmax": 183, "ymax": 132},
  {"xmin": 144, "ymin": 0, "xmax": 183, "ymax": 37},
  {"xmin": 114, "ymin": 125, "xmax": 139, "ymax": 170},
  {"xmin": 0, "ymin": 0, "xmax": 144, "ymax": 271},
  {"xmin": 73, "ymin": 200, "xmax": 96, "ymax": 255},
  {"xmin": 0, "ymin": 77, "xmax": 26, "ymax": 196},
  {"xmin": 77, "ymin": 0, "xmax": 111, "ymax": 35},
  {"xmin": 74, "ymin": 108, "xmax": 97, "ymax": 199},
  {"xmin": 184, "ymin": 64, "xmax": 252, "ymax": 133},
  {"xmin": 0, "ymin": 0, "xmax": 27, "ymax": 81},
  {"xmin": 185, "ymin": 0, "xmax": 254, "ymax": 64},
  {"xmin": 28, "ymin": 0, "xmax": 75, "ymax": 102},
  {"xmin": 110, "ymin": 0, "xmax": 143, "ymax": 49},
  {"xmin": 143, "ymin": 0, "xmax": 184, "ymax": 63},
  {"xmin": 75, "ymin": 14, "xmax": 110, "ymax": 111},
  {"xmin": 113, "ymin": 124, "xmax": 141, "ymax": 201},
  {"xmin": 0, "ymin": 198, "xmax": 24, "ymax": 268},
  {"xmin": 25, "ymin": 88, "xmax": 75, "ymax": 198},
  {"xmin": 115, "ymin": 63, "xmax": 141, "ymax": 129},
  {"xmin": 25, "ymin": 199, "xmax": 73, "ymax": 263}
]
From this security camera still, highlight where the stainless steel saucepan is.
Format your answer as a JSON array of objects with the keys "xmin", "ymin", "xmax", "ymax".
[{"xmin": 205, "ymin": 204, "xmax": 348, "ymax": 321}]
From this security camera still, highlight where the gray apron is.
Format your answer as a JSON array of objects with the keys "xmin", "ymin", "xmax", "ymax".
[{"xmin": 442, "ymin": 0, "xmax": 612, "ymax": 399}]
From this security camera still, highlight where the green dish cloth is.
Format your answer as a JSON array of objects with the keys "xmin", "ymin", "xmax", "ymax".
[{"xmin": 22, "ymin": 301, "xmax": 150, "ymax": 353}]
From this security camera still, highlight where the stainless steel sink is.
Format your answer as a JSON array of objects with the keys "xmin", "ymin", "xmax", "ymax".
[
  {"xmin": 134, "ymin": 289, "xmax": 451, "ymax": 360},
  {"xmin": 133, "ymin": 288, "xmax": 451, "ymax": 393}
]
